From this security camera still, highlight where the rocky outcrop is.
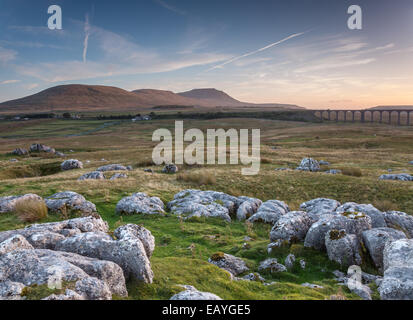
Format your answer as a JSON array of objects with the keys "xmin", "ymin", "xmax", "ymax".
[
  {"xmin": 247, "ymin": 200, "xmax": 289, "ymax": 224},
  {"xmin": 380, "ymin": 239, "xmax": 413, "ymax": 300},
  {"xmin": 96, "ymin": 164, "xmax": 128, "ymax": 172},
  {"xmin": 362, "ymin": 228, "xmax": 406, "ymax": 271},
  {"xmin": 55, "ymin": 225, "xmax": 155, "ymax": 283},
  {"xmin": 170, "ymin": 285, "xmax": 222, "ymax": 300},
  {"xmin": 167, "ymin": 189, "xmax": 260, "ymax": 222},
  {"xmin": 45, "ymin": 191, "xmax": 97, "ymax": 216},
  {"xmin": 296, "ymin": 158, "xmax": 320, "ymax": 172},
  {"xmin": 208, "ymin": 253, "xmax": 249, "ymax": 276},
  {"xmin": 110, "ymin": 173, "xmax": 128, "ymax": 180},
  {"xmin": 285, "ymin": 254, "xmax": 296, "ymax": 269},
  {"xmin": 335, "ymin": 202, "xmax": 386, "ymax": 228},
  {"xmin": 300, "ymin": 198, "xmax": 341, "ymax": 222},
  {"xmin": 383, "ymin": 211, "xmax": 413, "ymax": 238},
  {"xmin": 78, "ymin": 171, "xmax": 105, "ymax": 181},
  {"xmin": 0, "ymin": 194, "xmax": 43, "ymax": 214},
  {"xmin": 29, "ymin": 143, "xmax": 55, "ymax": 154},
  {"xmin": 236, "ymin": 197, "xmax": 262, "ymax": 221},
  {"xmin": 325, "ymin": 230, "xmax": 362, "ymax": 267},
  {"xmin": 379, "ymin": 174, "xmax": 413, "ymax": 181},
  {"xmin": 304, "ymin": 213, "xmax": 371, "ymax": 251},
  {"xmin": 115, "ymin": 193, "xmax": 165, "ymax": 216},
  {"xmin": 61, "ymin": 159, "xmax": 83, "ymax": 171},
  {"xmin": 270, "ymin": 211, "xmax": 312, "ymax": 244}
]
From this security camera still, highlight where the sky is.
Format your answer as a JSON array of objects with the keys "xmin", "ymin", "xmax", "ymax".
[{"xmin": 0, "ymin": 0, "xmax": 413, "ymax": 109}]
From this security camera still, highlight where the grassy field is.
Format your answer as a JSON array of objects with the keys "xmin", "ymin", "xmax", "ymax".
[{"xmin": 0, "ymin": 117, "xmax": 412, "ymax": 300}]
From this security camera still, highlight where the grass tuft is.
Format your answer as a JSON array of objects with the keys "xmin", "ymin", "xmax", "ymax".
[{"xmin": 14, "ymin": 198, "xmax": 48, "ymax": 223}]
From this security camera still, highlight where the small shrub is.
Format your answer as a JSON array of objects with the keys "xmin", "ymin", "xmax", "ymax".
[
  {"xmin": 14, "ymin": 198, "xmax": 48, "ymax": 223},
  {"xmin": 339, "ymin": 167, "xmax": 362, "ymax": 177},
  {"xmin": 176, "ymin": 172, "xmax": 216, "ymax": 185}
]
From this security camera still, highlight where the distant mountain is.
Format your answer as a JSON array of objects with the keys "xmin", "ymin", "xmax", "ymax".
[
  {"xmin": 0, "ymin": 84, "xmax": 303, "ymax": 113},
  {"xmin": 369, "ymin": 105, "xmax": 413, "ymax": 111}
]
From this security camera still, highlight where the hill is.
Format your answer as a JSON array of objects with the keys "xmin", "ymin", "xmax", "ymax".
[
  {"xmin": 0, "ymin": 84, "xmax": 303, "ymax": 114},
  {"xmin": 369, "ymin": 105, "xmax": 413, "ymax": 111}
]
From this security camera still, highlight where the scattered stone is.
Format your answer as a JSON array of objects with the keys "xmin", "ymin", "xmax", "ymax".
[
  {"xmin": 45, "ymin": 191, "xmax": 97, "ymax": 216},
  {"xmin": 301, "ymin": 283, "xmax": 324, "ymax": 289},
  {"xmin": 296, "ymin": 158, "xmax": 320, "ymax": 172},
  {"xmin": 96, "ymin": 164, "xmax": 128, "ymax": 172},
  {"xmin": 248, "ymin": 200, "xmax": 289, "ymax": 224},
  {"xmin": 380, "ymin": 239, "xmax": 413, "ymax": 300},
  {"xmin": 9, "ymin": 159, "xmax": 18, "ymax": 162},
  {"xmin": 285, "ymin": 254, "xmax": 296, "ymax": 269},
  {"xmin": 335, "ymin": 202, "xmax": 386, "ymax": 228},
  {"xmin": 144, "ymin": 169, "xmax": 154, "ymax": 173},
  {"xmin": 170, "ymin": 285, "xmax": 222, "ymax": 300},
  {"xmin": 167, "ymin": 189, "xmax": 259, "ymax": 222},
  {"xmin": 55, "ymin": 152, "xmax": 66, "ymax": 157},
  {"xmin": 61, "ymin": 159, "xmax": 83, "ymax": 171},
  {"xmin": 267, "ymin": 241, "xmax": 282, "ymax": 254},
  {"xmin": 379, "ymin": 174, "xmax": 413, "ymax": 182},
  {"xmin": 383, "ymin": 211, "xmax": 413, "ymax": 238},
  {"xmin": 30, "ymin": 143, "xmax": 55, "ymax": 154},
  {"xmin": 270, "ymin": 211, "xmax": 312, "ymax": 244},
  {"xmin": 0, "ymin": 194, "xmax": 43, "ymax": 214},
  {"xmin": 347, "ymin": 266, "xmax": 372, "ymax": 300},
  {"xmin": 12, "ymin": 148, "xmax": 28, "ymax": 156},
  {"xmin": 319, "ymin": 160, "xmax": 330, "ymax": 166},
  {"xmin": 299, "ymin": 259, "xmax": 306, "ymax": 269},
  {"xmin": 78, "ymin": 171, "xmax": 105, "ymax": 181},
  {"xmin": 116, "ymin": 193, "xmax": 165, "ymax": 216},
  {"xmin": 258, "ymin": 258, "xmax": 287, "ymax": 273},
  {"xmin": 126, "ymin": 166, "xmax": 133, "ymax": 171},
  {"xmin": 162, "ymin": 164, "xmax": 178, "ymax": 174},
  {"xmin": 208, "ymin": 253, "xmax": 249, "ymax": 276},
  {"xmin": 362, "ymin": 228, "xmax": 406, "ymax": 271},
  {"xmin": 325, "ymin": 230, "xmax": 362, "ymax": 267},
  {"xmin": 300, "ymin": 198, "xmax": 341, "ymax": 222},
  {"xmin": 241, "ymin": 273, "xmax": 265, "ymax": 282},
  {"xmin": 274, "ymin": 167, "xmax": 292, "ymax": 171},
  {"xmin": 110, "ymin": 173, "xmax": 128, "ymax": 180},
  {"xmin": 324, "ymin": 169, "xmax": 341, "ymax": 175}
]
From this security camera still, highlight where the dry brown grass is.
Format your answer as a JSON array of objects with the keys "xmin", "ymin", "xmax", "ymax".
[
  {"xmin": 176, "ymin": 171, "xmax": 216, "ymax": 186},
  {"xmin": 339, "ymin": 167, "xmax": 363, "ymax": 177},
  {"xmin": 14, "ymin": 198, "xmax": 48, "ymax": 223}
]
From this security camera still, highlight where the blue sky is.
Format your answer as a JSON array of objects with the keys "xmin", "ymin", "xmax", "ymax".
[{"xmin": 1, "ymin": 0, "xmax": 413, "ymax": 108}]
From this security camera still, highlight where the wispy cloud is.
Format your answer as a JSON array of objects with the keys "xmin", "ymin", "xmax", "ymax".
[
  {"xmin": 207, "ymin": 32, "xmax": 306, "ymax": 72},
  {"xmin": 0, "ymin": 46, "xmax": 17, "ymax": 63},
  {"xmin": 83, "ymin": 14, "xmax": 91, "ymax": 63},
  {"xmin": 153, "ymin": 0, "xmax": 186, "ymax": 15},
  {"xmin": 0, "ymin": 80, "xmax": 20, "ymax": 85}
]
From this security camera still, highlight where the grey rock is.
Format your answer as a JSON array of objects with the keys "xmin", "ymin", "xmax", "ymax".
[
  {"xmin": 335, "ymin": 202, "xmax": 386, "ymax": 228},
  {"xmin": 12, "ymin": 148, "xmax": 28, "ymax": 156},
  {"xmin": 61, "ymin": 159, "xmax": 83, "ymax": 171},
  {"xmin": 27, "ymin": 232, "xmax": 66, "ymax": 250},
  {"xmin": 319, "ymin": 160, "xmax": 330, "ymax": 165},
  {"xmin": 30, "ymin": 144, "xmax": 55, "ymax": 154},
  {"xmin": 116, "ymin": 192, "xmax": 165, "ymax": 216},
  {"xmin": 296, "ymin": 158, "xmax": 320, "ymax": 172},
  {"xmin": 325, "ymin": 230, "xmax": 362, "ymax": 267},
  {"xmin": 0, "ymin": 194, "xmax": 43, "ymax": 214},
  {"xmin": 241, "ymin": 273, "xmax": 265, "ymax": 282},
  {"xmin": 236, "ymin": 197, "xmax": 262, "ymax": 221},
  {"xmin": 384, "ymin": 211, "xmax": 413, "ymax": 238},
  {"xmin": 324, "ymin": 169, "xmax": 342, "ymax": 175},
  {"xmin": 380, "ymin": 239, "xmax": 413, "ymax": 300},
  {"xmin": 301, "ymin": 283, "xmax": 324, "ymax": 289},
  {"xmin": 114, "ymin": 224, "xmax": 155, "ymax": 259},
  {"xmin": 170, "ymin": 285, "xmax": 222, "ymax": 300},
  {"xmin": 0, "ymin": 234, "xmax": 34, "ymax": 255},
  {"xmin": 45, "ymin": 191, "xmax": 97, "ymax": 216},
  {"xmin": 299, "ymin": 259, "xmax": 306, "ymax": 269},
  {"xmin": 300, "ymin": 198, "xmax": 341, "ymax": 222},
  {"xmin": 78, "ymin": 171, "xmax": 105, "ymax": 181},
  {"xmin": 350, "ymin": 284, "xmax": 372, "ymax": 300},
  {"xmin": 274, "ymin": 167, "xmax": 292, "ymax": 171},
  {"xmin": 74, "ymin": 277, "xmax": 112, "ymax": 300},
  {"xmin": 55, "ymin": 152, "xmax": 66, "ymax": 157},
  {"xmin": 96, "ymin": 164, "xmax": 128, "ymax": 172},
  {"xmin": 110, "ymin": 173, "xmax": 128, "ymax": 180},
  {"xmin": 304, "ymin": 213, "xmax": 372, "ymax": 251},
  {"xmin": 208, "ymin": 253, "xmax": 249, "ymax": 276},
  {"xmin": 379, "ymin": 174, "xmax": 413, "ymax": 181},
  {"xmin": 55, "ymin": 229, "xmax": 154, "ymax": 283},
  {"xmin": 285, "ymin": 254, "xmax": 296, "ymax": 269},
  {"xmin": 247, "ymin": 200, "xmax": 289, "ymax": 224},
  {"xmin": 270, "ymin": 211, "xmax": 312, "ymax": 244},
  {"xmin": 362, "ymin": 227, "xmax": 406, "ymax": 271},
  {"xmin": 258, "ymin": 258, "xmax": 287, "ymax": 273},
  {"xmin": 0, "ymin": 281, "xmax": 25, "ymax": 299},
  {"xmin": 162, "ymin": 164, "xmax": 178, "ymax": 174}
]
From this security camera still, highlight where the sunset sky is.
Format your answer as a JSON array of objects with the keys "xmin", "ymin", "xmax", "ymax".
[{"xmin": 0, "ymin": 0, "xmax": 413, "ymax": 109}]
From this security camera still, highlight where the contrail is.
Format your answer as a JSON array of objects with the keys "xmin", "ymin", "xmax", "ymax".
[
  {"xmin": 207, "ymin": 32, "xmax": 306, "ymax": 71},
  {"xmin": 82, "ymin": 14, "xmax": 90, "ymax": 63}
]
